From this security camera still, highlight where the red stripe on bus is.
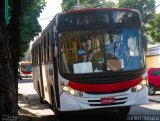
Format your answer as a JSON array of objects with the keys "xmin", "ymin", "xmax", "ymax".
[
  {"xmin": 68, "ymin": 77, "xmax": 143, "ymax": 93},
  {"xmin": 22, "ymin": 72, "xmax": 31, "ymax": 74}
]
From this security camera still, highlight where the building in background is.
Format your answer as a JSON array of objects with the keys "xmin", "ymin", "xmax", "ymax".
[{"xmin": 146, "ymin": 45, "xmax": 160, "ymax": 69}]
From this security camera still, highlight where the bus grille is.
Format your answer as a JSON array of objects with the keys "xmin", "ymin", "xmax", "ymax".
[
  {"xmin": 88, "ymin": 97, "xmax": 127, "ymax": 106},
  {"xmin": 85, "ymin": 89, "xmax": 129, "ymax": 95}
]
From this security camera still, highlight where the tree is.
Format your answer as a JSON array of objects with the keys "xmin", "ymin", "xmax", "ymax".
[
  {"xmin": 147, "ymin": 13, "xmax": 160, "ymax": 43},
  {"xmin": 20, "ymin": 0, "xmax": 46, "ymax": 58},
  {"xmin": 61, "ymin": 0, "xmax": 115, "ymax": 12},
  {"xmin": 0, "ymin": 0, "xmax": 45, "ymax": 117},
  {"xmin": 118, "ymin": 0, "xmax": 155, "ymax": 23},
  {"xmin": 117, "ymin": 0, "xmax": 159, "ymax": 43},
  {"xmin": 0, "ymin": 0, "xmax": 21, "ymax": 116}
]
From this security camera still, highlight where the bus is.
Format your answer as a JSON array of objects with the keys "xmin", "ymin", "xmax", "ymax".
[
  {"xmin": 19, "ymin": 61, "xmax": 32, "ymax": 78},
  {"xmin": 31, "ymin": 8, "xmax": 148, "ymax": 118}
]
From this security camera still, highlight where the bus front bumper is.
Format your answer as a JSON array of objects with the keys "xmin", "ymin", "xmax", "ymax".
[{"xmin": 60, "ymin": 86, "xmax": 148, "ymax": 112}]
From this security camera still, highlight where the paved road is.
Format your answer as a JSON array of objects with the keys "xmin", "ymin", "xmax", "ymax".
[
  {"xmin": 18, "ymin": 78, "xmax": 160, "ymax": 121},
  {"xmin": 149, "ymin": 92, "xmax": 160, "ymax": 103}
]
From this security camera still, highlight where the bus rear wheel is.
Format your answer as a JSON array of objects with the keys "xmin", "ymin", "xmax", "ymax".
[
  {"xmin": 51, "ymin": 86, "xmax": 56, "ymax": 108},
  {"xmin": 38, "ymin": 82, "xmax": 46, "ymax": 104}
]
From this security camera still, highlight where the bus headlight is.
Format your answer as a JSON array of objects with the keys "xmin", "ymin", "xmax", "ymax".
[
  {"xmin": 63, "ymin": 86, "xmax": 69, "ymax": 92},
  {"xmin": 61, "ymin": 85, "xmax": 83, "ymax": 97},
  {"xmin": 134, "ymin": 79, "xmax": 148, "ymax": 92},
  {"xmin": 136, "ymin": 84, "xmax": 143, "ymax": 91},
  {"xmin": 141, "ymin": 80, "xmax": 147, "ymax": 85},
  {"xmin": 70, "ymin": 89, "xmax": 75, "ymax": 95}
]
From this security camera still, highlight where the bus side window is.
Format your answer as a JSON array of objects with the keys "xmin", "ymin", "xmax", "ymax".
[
  {"xmin": 44, "ymin": 35, "xmax": 47, "ymax": 63},
  {"xmin": 41, "ymin": 39, "xmax": 43, "ymax": 63},
  {"xmin": 47, "ymin": 32, "xmax": 50, "ymax": 62},
  {"xmin": 37, "ymin": 44, "xmax": 39, "ymax": 65}
]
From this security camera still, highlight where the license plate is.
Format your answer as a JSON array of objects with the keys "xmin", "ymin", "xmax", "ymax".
[{"xmin": 100, "ymin": 98, "xmax": 115, "ymax": 104}]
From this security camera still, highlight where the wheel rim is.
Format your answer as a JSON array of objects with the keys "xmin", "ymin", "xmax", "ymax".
[{"xmin": 149, "ymin": 86, "xmax": 155, "ymax": 94}]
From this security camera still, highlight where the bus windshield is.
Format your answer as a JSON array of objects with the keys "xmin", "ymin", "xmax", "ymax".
[
  {"xmin": 58, "ymin": 9, "xmax": 144, "ymax": 74},
  {"xmin": 21, "ymin": 64, "xmax": 32, "ymax": 73},
  {"xmin": 59, "ymin": 28, "xmax": 145, "ymax": 74}
]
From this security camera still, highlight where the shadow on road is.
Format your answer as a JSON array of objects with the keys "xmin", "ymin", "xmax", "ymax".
[
  {"xmin": 57, "ymin": 111, "xmax": 128, "ymax": 121},
  {"xmin": 18, "ymin": 78, "xmax": 33, "ymax": 83}
]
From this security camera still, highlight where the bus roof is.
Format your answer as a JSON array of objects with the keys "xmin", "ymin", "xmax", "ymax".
[{"xmin": 65, "ymin": 8, "xmax": 138, "ymax": 14}]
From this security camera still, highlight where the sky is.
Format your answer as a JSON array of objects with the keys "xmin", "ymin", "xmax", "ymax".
[
  {"xmin": 38, "ymin": 0, "xmax": 160, "ymax": 30},
  {"xmin": 38, "ymin": 0, "xmax": 62, "ymax": 30},
  {"xmin": 156, "ymin": 0, "xmax": 160, "ymax": 13},
  {"xmin": 30, "ymin": 0, "xmax": 62, "ymax": 47}
]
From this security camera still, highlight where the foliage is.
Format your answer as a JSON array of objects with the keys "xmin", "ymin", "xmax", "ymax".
[
  {"xmin": 117, "ymin": 0, "xmax": 160, "ymax": 42},
  {"xmin": 61, "ymin": 0, "xmax": 160, "ymax": 43},
  {"xmin": 61, "ymin": 0, "xmax": 115, "ymax": 12},
  {"xmin": 118, "ymin": 0, "xmax": 155, "ymax": 23},
  {"xmin": 147, "ymin": 13, "xmax": 160, "ymax": 43},
  {"xmin": 20, "ymin": 0, "xmax": 46, "ymax": 57}
]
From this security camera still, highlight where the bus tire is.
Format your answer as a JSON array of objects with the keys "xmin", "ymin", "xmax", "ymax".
[
  {"xmin": 51, "ymin": 86, "xmax": 56, "ymax": 108},
  {"xmin": 54, "ymin": 110, "xmax": 61, "ymax": 119},
  {"xmin": 117, "ymin": 106, "xmax": 130, "ymax": 120},
  {"xmin": 50, "ymin": 86, "xmax": 65, "ymax": 119},
  {"xmin": 39, "ymin": 97, "xmax": 46, "ymax": 104},
  {"xmin": 54, "ymin": 110, "xmax": 66, "ymax": 120}
]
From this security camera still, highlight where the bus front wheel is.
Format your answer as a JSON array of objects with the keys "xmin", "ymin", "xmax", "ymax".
[
  {"xmin": 117, "ymin": 106, "xmax": 130, "ymax": 120},
  {"xmin": 50, "ymin": 86, "xmax": 65, "ymax": 119}
]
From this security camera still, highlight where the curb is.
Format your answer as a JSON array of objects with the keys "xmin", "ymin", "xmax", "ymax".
[
  {"xmin": 18, "ymin": 88, "xmax": 39, "ymax": 106},
  {"xmin": 149, "ymin": 99, "xmax": 160, "ymax": 103},
  {"xmin": 18, "ymin": 107, "xmax": 37, "ymax": 117},
  {"xmin": 18, "ymin": 91, "xmax": 55, "ymax": 117},
  {"xmin": 18, "ymin": 79, "xmax": 55, "ymax": 120}
]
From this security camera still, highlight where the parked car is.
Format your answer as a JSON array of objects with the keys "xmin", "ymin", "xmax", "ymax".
[
  {"xmin": 18, "ymin": 71, "xmax": 22, "ymax": 80},
  {"xmin": 147, "ymin": 68, "xmax": 160, "ymax": 95}
]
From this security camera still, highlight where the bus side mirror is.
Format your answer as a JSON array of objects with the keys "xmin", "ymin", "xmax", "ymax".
[{"xmin": 54, "ymin": 45, "xmax": 58, "ymax": 57}]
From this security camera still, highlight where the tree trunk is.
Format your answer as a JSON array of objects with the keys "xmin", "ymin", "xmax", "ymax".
[
  {"xmin": 0, "ymin": 15, "xmax": 17, "ymax": 118},
  {"xmin": 0, "ymin": 0, "xmax": 21, "ymax": 118}
]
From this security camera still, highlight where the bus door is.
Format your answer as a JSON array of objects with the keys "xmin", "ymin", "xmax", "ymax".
[
  {"xmin": 39, "ymin": 43, "xmax": 45, "ymax": 98},
  {"xmin": 41, "ymin": 40, "xmax": 50, "ymax": 103},
  {"xmin": 52, "ymin": 42, "xmax": 60, "ymax": 108}
]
